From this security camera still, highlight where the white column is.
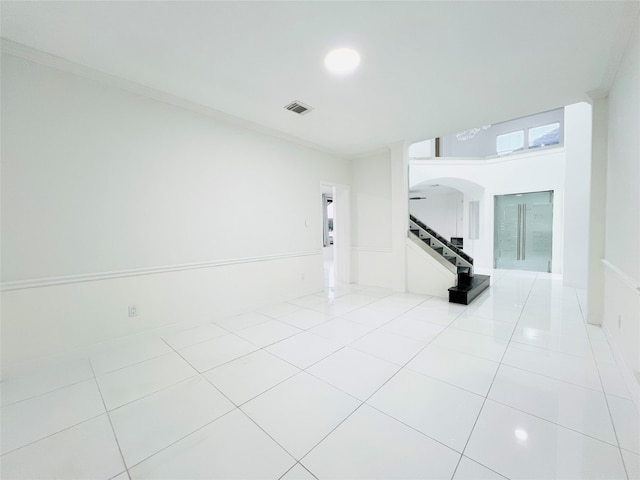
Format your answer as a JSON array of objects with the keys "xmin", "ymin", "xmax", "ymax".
[
  {"xmin": 563, "ymin": 103, "xmax": 592, "ymax": 288},
  {"xmin": 389, "ymin": 141, "xmax": 409, "ymax": 292},
  {"xmin": 586, "ymin": 95, "xmax": 609, "ymax": 325}
]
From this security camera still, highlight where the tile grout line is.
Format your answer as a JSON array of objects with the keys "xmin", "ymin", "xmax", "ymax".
[
  {"xmin": 159, "ymin": 337, "xmax": 304, "ymax": 473},
  {"xmin": 0, "ymin": 289, "xmax": 439, "ymax": 476},
  {"xmin": 93, "ymin": 350, "xmax": 180, "ymax": 378},
  {"xmin": 124, "ymin": 407, "xmax": 240, "ymax": 472},
  {"xmin": 123, "ymin": 338, "xmax": 302, "ymax": 473},
  {"xmin": 235, "ymin": 408, "xmax": 301, "ymax": 472},
  {"xmin": 91, "ymin": 340, "xmax": 203, "ymax": 413},
  {"xmin": 295, "ymin": 298, "xmax": 471, "ymax": 433},
  {"xmin": 7, "ymin": 279, "xmax": 627, "ymax": 479},
  {"xmin": 4, "ymin": 336, "xmax": 261, "ymax": 460},
  {"xmin": 302, "ymin": 277, "xmax": 520, "ymax": 477},
  {"xmin": 159, "ymin": 336, "xmax": 295, "ymax": 410},
  {"xmin": 0, "ymin": 374, "xmax": 96, "ymax": 409},
  {"xmin": 449, "ymin": 271, "xmax": 538, "ymax": 480},
  {"xmin": 486, "ymin": 397, "xmax": 621, "ymax": 448},
  {"xmin": 158, "ymin": 321, "xmax": 235, "ymax": 350},
  {"xmin": 0, "ymin": 411, "xmax": 106, "ymax": 458},
  {"xmin": 172, "ymin": 331, "xmax": 266, "ymax": 373},
  {"xmin": 403, "ymin": 364, "xmax": 496, "ymax": 398},
  {"xmin": 231, "ymin": 281, "xmax": 636, "ymax": 440},
  {"xmin": 0, "ymin": 289, "xmax": 353, "ymax": 380},
  {"xmin": 89, "ymin": 361, "xmax": 132, "ymax": 480},
  {"xmin": 294, "ymin": 301, "xmax": 469, "ymax": 469},
  {"xmin": 356, "ymin": 401, "xmax": 470, "ymax": 455},
  {"xmin": 495, "ymin": 357, "xmax": 608, "ymax": 394},
  {"xmin": 212, "ymin": 304, "xmax": 419, "ymax": 473},
  {"xmin": 96, "ymin": 317, "xmax": 240, "ymax": 372},
  {"xmin": 261, "ymin": 295, "xmax": 442, "ymax": 377},
  {"xmin": 340, "ymin": 301, "xmax": 467, "ymax": 367},
  {"xmin": 575, "ymin": 289, "xmax": 631, "ymax": 480},
  {"xmin": 193, "ymin": 293, "xmax": 452, "ymax": 470},
  {"xmin": 277, "ymin": 462, "xmax": 319, "ymax": 480},
  {"xmin": 106, "ymin": 373, "xmax": 200, "ymax": 414}
]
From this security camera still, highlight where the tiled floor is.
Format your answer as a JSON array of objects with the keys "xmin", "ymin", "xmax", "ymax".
[{"xmin": 1, "ymin": 270, "xmax": 639, "ymax": 479}]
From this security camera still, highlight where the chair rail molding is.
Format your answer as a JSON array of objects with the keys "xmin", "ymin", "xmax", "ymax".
[
  {"xmin": 601, "ymin": 259, "xmax": 640, "ymax": 295},
  {"xmin": 1, "ymin": 250, "xmax": 322, "ymax": 292}
]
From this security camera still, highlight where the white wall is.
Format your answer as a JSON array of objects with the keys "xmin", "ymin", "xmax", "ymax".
[
  {"xmin": 410, "ymin": 191, "xmax": 464, "ymax": 242},
  {"xmin": 349, "ymin": 150, "xmax": 394, "ymax": 288},
  {"xmin": 1, "ymin": 53, "xmax": 350, "ymax": 366},
  {"xmin": 410, "ymin": 148, "xmax": 566, "ymax": 272},
  {"xmin": 601, "ymin": 16, "xmax": 640, "ymax": 376},
  {"xmin": 406, "ymin": 239, "xmax": 455, "ymax": 298}
]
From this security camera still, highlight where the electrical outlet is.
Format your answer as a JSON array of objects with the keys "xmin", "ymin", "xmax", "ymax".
[
  {"xmin": 618, "ymin": 314, "xmax": 622, "ymax": 329},
  {"xmin": 128, "ymin": 305, "xmax": 138, "ymax": 317},
  {"xmin": 301, "ymin": 272, "xmax": 305, "ymax": 280}
]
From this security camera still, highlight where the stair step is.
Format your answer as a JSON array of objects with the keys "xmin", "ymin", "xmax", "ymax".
[
  {"xmin": 447, "ymin": 257, "xmax": 457, "ymax": 265},
  {"xmin": 448, "ymin": 275, "xmax": 490, "ymax": 305},
  {"xmin": 433, "ymin": 246, "xmax": 443, "ymax": 254}
]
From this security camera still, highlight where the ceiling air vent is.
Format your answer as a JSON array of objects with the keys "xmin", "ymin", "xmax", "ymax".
[{"xmin": 284, "ymin": 101, "xmax": 313, "ymax": 115}]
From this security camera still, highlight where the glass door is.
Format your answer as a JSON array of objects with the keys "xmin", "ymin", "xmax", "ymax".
[{"xmin": 494, "ymin": 191, "xmax": 553, "ymax": 272}]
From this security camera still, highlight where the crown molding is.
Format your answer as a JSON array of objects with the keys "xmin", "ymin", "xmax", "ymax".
[{"xmin": 1, "ymin": 39, "xmax": 345, "ymax": 159}]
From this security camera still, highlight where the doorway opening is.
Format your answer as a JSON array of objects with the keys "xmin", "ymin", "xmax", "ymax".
[
  {"xmin": 321, "ymin": 183, "xmax": 350, "ymax": 291},
  {"xmin": 322, "ymin": 187, "xmax": 335, "ymax": 288},
  {"xmin": 494, "ymin": 190, "xmax": 554, "ymax": 272}
]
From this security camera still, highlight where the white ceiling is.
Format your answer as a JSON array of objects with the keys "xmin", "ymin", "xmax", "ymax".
[{"xmin": 1, "ymin": 1, "xmax": 637, "ymax": 157}]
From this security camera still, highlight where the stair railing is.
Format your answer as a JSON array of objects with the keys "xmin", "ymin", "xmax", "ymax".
[{"xmin": 409, "ymin": 215, "xmax": 473, "ymax": 271}]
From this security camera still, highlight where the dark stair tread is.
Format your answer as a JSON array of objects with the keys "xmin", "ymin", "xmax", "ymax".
[{"xmin": 448, "ymin": 274, "xmax": 490, "ymax": 305}]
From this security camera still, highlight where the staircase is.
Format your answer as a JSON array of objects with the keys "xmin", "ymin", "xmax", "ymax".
[{"xmin": 409, "ymin": 214, "xmax": 490, "ymax": 305}]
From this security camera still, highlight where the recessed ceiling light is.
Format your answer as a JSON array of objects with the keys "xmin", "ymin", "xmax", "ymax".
[
  {"xmin": 514, "ymin": 428, "xmax": 528, "ymax": 441},
  {"xmin": 324, "ymin": 48, "xmax": 361, "ymax": 76}
]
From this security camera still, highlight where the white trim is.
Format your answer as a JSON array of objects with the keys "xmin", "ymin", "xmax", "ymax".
[
  {"xmin": 601, "ymin": 259, "xmax": 640, "ymax": 295},
  {"xmin": 1, "ymin": 251, "xmax": 322, "ymax": 292},
  {"xmin": 1, "ymin": 39, "xmax": 341, "ymax": 159}
]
